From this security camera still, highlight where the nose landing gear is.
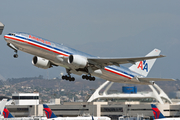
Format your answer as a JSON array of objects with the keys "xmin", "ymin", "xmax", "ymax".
[
  {"xmin": 7, "ymin": 43, "xmax": 18, "ymax": 58},
  {"xmin": 13, "ymin": 54, "xmax": 18, "ymax": 58}
]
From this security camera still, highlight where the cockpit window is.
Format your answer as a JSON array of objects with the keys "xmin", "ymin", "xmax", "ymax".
[{"xmin": 8, "ymin": 33, "xmax": 15, "ymax": 36}]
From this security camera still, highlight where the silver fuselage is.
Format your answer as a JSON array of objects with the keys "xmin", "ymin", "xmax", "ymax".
[{"xmin": 4, "ymin": 32, "xmax": 150, "ymax": 85}]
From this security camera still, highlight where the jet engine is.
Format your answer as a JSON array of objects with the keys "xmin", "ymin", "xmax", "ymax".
[
  {"xmin": 32, "ymin": 56, "xmax": 51, "ymax": 69},
  {"xmin": 68, "ymin": 55, "xmax": 88, "ymax": 68}
]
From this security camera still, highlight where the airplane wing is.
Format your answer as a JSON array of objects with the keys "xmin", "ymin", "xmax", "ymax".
[
  {"xmin": 88, "ymin": 55, "xmax": 165, "ymax": 67},
  {"xmin": 139, "ymin": 78, "xmax": 176, "ymax": 82}
]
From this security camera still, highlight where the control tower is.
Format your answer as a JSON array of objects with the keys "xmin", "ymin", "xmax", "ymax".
[{"xmin": 0, "ymin": 22, "xmax": 4, "ymax": 35}]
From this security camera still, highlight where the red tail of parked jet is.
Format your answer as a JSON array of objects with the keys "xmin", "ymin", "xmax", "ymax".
[
  {"xmin": 151, "ymin": 104, "xmax": 165, "ymax": 119},
  {"xmin": 43, "ymin": 104, "xmax": 57, "ymax": 119},
  {"xmin": 3, "ymin": 107, "xmax": 14, "ymax": 118}
]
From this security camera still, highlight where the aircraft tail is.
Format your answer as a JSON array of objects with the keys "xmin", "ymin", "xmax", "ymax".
[
  {"xmin": 43, "ymin": 104, "xmax": 57, "ymax": 119},
  {"xmin": 3, "ymin": 107, "xmax": 14, "ymax": 118},
  {"xmin": 92, "ymin": 116, "xmax": 94, "ymax": 120},
  {"xmin": 129, "ymin": 49, "xmax": 161, "ymax": 77},
  {"xmin": 151, "ymin": 104, "xmax": 165, "ymax": 119},
  {"xmin": 0, "ymin": 99, "xmax": 7, "ymax": 117}
]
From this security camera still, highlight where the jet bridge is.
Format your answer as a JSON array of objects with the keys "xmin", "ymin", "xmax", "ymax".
[{"xmin": 0, "ymin": 22, "xmax": 4, "ymax": 35}]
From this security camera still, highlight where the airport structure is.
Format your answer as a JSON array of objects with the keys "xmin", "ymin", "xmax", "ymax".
[
  {"xmin": 3, "ymin": 81, "xmax": 180, "ymax": 120},
  {"xmin": 87, "ymin": 81, "xmax": 172, "ymax": 104},
  {"xmin": 0, "ymin": 22, "xmax": 4, "ymax": 35}
]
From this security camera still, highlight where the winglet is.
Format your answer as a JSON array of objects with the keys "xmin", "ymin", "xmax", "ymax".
[
  {"xmin": 151, "ymin": 104, "xmax": 165, "ymax": 119},
  {"xmin": 3, "ymin": 107, "xmax": 14, "ymax": 118},
  {"xmin": 43, "ymin": 104, "xmax": 57, "ymax": 118}
]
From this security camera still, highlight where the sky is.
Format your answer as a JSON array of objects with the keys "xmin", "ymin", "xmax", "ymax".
[{"xmin": 0, "ymin": 1, "xmax": 180, "ymax": 80}]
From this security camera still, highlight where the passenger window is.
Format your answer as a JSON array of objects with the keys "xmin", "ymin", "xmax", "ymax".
[{"xmin": 8, "ymin": 33, "xmax": 15, "ymax": 36}]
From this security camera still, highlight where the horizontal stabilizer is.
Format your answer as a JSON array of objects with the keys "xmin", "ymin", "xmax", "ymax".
[{"xmin": 139, "ymin": 78, "xmax": 176, "ymax": 82}]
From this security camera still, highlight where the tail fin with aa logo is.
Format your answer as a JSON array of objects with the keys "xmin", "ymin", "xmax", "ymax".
[{"xmin": 129, "ymin": 49, "xmax": 161, "ymax": 77}]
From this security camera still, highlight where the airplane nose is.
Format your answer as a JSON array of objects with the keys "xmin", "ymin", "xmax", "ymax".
[
  {"xmin": 4, "ymin": 33, "xmax": 15, "ymax": 41},
  {"xmin": 4, "ymin": 35, "xmax": 8, "ymax": 41},
  {"xmin": 4, "ymin": 34, "xmax": 11, "ymax": 42}
]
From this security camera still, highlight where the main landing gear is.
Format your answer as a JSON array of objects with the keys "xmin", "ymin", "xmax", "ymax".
[
  {"xmin": 62, "ymin": 75, "xmax": 75, "ymax": 81},
  {"xmin": 61, "ymin": 69, "xmax": 96, "ymax": 82},
  {"xmin": 62, "ymin": 69, "xmax": 75, "ymax": 81},
  {"xmin": 82, "ymin": 75, "xmax": 95, "ymax": 81}
]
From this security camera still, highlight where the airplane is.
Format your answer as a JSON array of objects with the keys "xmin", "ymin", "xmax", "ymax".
[
  {"xmin": 0, "ymin": 99, "xmax": 7, "ymax": 117},
  {"xmin": 43, "ymin": 104, "xmax": 110, "ymax": 120},
  {"xmin": 3, "ymin": 106, "xmax": 48, "ymax": 119},
  {"xmin": 151, "ymin": 104, "xmax": 180, "ymax": 120},
  {"xmin": 4, "ymin": 32, "xmax": 175, "ymax": 85}
]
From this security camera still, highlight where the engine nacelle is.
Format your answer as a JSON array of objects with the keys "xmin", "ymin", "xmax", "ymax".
[
  {"xmin": 68, "ymin": 55, "xmax": 88, "ymax": 68},
  {"xmin": 32, "ymin": 56, "xmax": 51, "ymax": 69}
]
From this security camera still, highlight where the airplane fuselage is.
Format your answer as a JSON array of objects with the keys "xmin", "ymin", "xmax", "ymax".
[{"xmin": 4, "ymin": 32, "xmax": 156, "ymax": 85}]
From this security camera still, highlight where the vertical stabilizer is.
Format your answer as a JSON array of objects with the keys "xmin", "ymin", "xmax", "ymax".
[
  {"xmin": 43, "ymin": 104, "xmax": 57, "ymax": 119},
  {"xmin": 92, "ymin": 116, "xmax": 94, "ymax": 120},
  {"xmin": 129, "ymin": 49, "xmax": 161, "ymax": 77},
  {"xmin": 3, "ymin": 107, "xmax": 14, "ymax": 118},
  {"xmin": 151, "ymin": 104, "xmax": 165, "ymax": 119},
  {"xmin": 0, "ymin": 99, "xmax": 7, "ymax": 117}
]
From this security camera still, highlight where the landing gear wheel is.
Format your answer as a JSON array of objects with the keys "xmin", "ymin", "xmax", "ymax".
[
  {"xmin": 71, "ymin": 77, "xmax": 75, "ymax": 81},
  {"xmin": 62, "ymin": 75, "xmax": 75, "ymax": 81},
  {"xmin": 82, "ymin": 75, "xmax": 86, "ymax": 79},
  {"xmin": 82, "ymin": 75, "xmax": 96, "ymax": 81},
  {"xmin": 13, "ymin": 54, "xmax": 18, "ymax": 58}
]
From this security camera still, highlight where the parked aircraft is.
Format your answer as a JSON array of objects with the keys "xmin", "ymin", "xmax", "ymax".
[
  {"xmin": 43, "ymin": 104, "xmax": 110, "ymax": 120},
  {"xmin": 151, "ymin": 104, "xmax": 180, "ymax": 120},
  {"xmin": 0, "ymin": 99, "xmax": 7, "ymax": 117},
  {"xmin": 3, "ymin": 106, "xmax": 47, "ymax": 119},
  {"xmin": 4, "ymin": 32, "xmax": 174, "ymax": 84}
]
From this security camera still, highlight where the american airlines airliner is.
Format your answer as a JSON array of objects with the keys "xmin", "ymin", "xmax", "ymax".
[{"xmin": 4, "ymin": 32, "xmax": 174, "ymax": 84}]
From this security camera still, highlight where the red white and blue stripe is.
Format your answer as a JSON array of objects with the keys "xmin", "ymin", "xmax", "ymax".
[
  {"xmin": 4, "ymin": 34, "xmax": 71, "ymax": 57},
  {"xmin": 105, "ymin": 66, "xmax": 134, "ymax": 79}
]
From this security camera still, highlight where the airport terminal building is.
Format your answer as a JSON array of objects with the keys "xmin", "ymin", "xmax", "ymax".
[
  {"xmin": 5, "ymin": 101, "xmax": 180, "ymax": 120},
  {"xmin": 4, "ymin": 82, "xmax": 180, "ymax": 120}
]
